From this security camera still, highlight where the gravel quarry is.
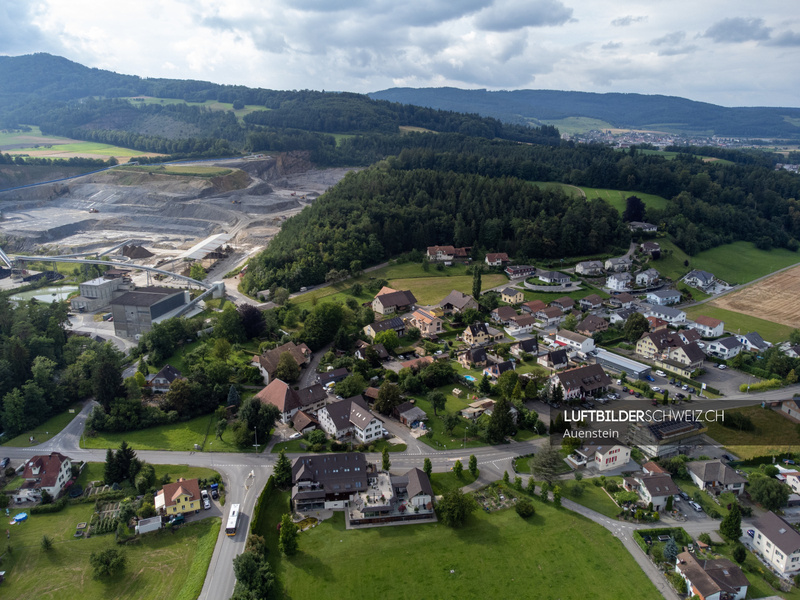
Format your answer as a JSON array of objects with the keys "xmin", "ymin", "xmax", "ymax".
[{"xmin": 0, "ymin": 153, "xmax": 353, "ymax": 264}]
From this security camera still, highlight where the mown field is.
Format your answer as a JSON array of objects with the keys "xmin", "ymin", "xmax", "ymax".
[
  {"xmin": 259, "ymin": 488, "xmax": 662, "ymax": 600},
  {"xmin": 292, "ymin": 261, "xmax": 507, "ymax": 311},
  {"xmin": 703, "ymin": 405, "xmax": 800, "ymax": 459},
  {"xmin": 684, "ymin": 305, "xmax": 793, "ymax": 343},
  {"xmin": 0, "ymin": 503, "xmax": 219, "ymax": 600},
  {"xmin": 0, "ymin": 127, "xmax": 155, "ymax": 160},
  {"xmin": 578, "ymin": 187, "xmax": 670, "ymax": 213}
]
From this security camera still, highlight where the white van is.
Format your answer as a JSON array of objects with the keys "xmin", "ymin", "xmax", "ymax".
[{"xmin": 655, "ymin": 370, "xmax": 666, "ymax": 377}]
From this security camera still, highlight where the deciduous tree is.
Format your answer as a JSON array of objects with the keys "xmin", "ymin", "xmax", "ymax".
[{"xmin": 437, "ymin": 489, "xmax": 477, "ymax": 527}]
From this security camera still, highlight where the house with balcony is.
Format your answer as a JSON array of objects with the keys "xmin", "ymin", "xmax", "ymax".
[
  {"xmin": 686, "ymin": 460, "xmax": 746, "ymax": 496},
  {"xmin": 407, "ymin": 309, "xmax": 443, "ymax": 338},
  {"xmin": 689, "ymin": 316, "xmax": 725, "ymax": 338},
  {"xmin": 20, "ymin": 452, "xmax": 73, "ymax": 500},
  {"xmin": 751, "ymin": 511, "xmax": 800, "ymax": 575},
  {"xmin": 607, "ymin": 272, "xmax": 632, "ymax": 292}
]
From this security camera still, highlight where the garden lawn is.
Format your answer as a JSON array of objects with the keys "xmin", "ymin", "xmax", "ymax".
[
  {"xmin": 578, "ymin": 187, "xmax": 669, "ymax": 213},
  {"xmin": 388, "ymin": 273, "xmax": 506, "ymax": 305},
  {"xmin": 430, "ymin": 471, "xmax": 478, "ymax": 495},
  {"xmin": 563, "ymin": 478, "xmax": 623, "ymax": 519},
  {"xmin": 76, "ymin": 461, "xmax": 220, "ymax": 488},
  {"xmin": 0, "ymin": 502, "xmax": 220, "ymax": 600},
  {"xmin": 265, "ymin": 491, "xmax": 662, "ymax": 600},
  {"xmin": 1, "ymin": 402, "xmax": 83, "ymax": 447},
  {"xmin": 684, "ymin": 305, "xmax": 793, "ymax": 344},
  {"xmin": 703, "ymin": 405, "xmax": 800, "ymax": 459},
  {"xmin": 521, "ymin": 286, "xmax": 609, "ymax": 304}
]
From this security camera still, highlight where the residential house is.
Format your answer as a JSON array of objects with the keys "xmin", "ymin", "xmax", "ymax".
[
  {"xmin": 707, "ymin": 337, "xmax": 743, "ymax": 360},
  {"xmin": 646, "ymin": 289, "xmax": 682, "ymax": 306},
  {"xmin": 148, "ymin": 364, "xmax": 184, "ymax": 393},
  {"xmin": 521, "ymin": 299, "xmax": 547, "ymax": 314},
  {"xmin": 781, "ymin": 400, "xmax": 800, "ymax": 423},
  {"xmin": 579, "ymin": 294, "xmax": 604, "ymax": 311},
  {"xmin": 155, "ymin": 478, "xmax": 201, "ymax": 516},
  {"xmin": 627, "ymin": 417, "xmax": 707, "ymax": 459},
  {"xmin": 400, "ymin": 356, "xmax": 435, "ymax": 370},
  {"xmin": 675, "ymin": 551, "xmax": 749, "ymax": 600},
  {"xmin": 463, "ymin": 322, "xmax": 490, "ymax": 345},
  {"xmin": 372, "ymin": 288, "xmax": 417, "ymax": 315},
  {"xmin": 317, "ymin": 396, "xmax": 384, "ymax": 443},
  {"xmin": 608, "ymin": 292, "xmax": 636, "ymax": 309},
  {"xmin": 316, "ymin": 368, "xmax": 350, "ymax": 387},
  {"xmin": 20, "ymin": 453, "xmax": 72, "ymax": 500},
  {"xmin": 735, "ymin": 332, "xmax": 772, "ymax": 353},
  {"xmin": 458, "ymin": 346, "xmax": 488, "ymax": 368},
  {"xmin": 555, "ymin": 329, "xmax": 596, "ymax": 354},
  {"xmin": 656, "ymin": 343, "xmax": 705, "ymax": 377},
  {"xmin": 689, "ymin": 316, "xmax": 725, "ymax": 338},
  {"xmin": 500, "ymin": 287, "xmax": 524, "ymax": 304},
  {"xmin": 483, "ymin": 360, "xmax": 515, "ymax": 380},
  {"xmin": 505, "ymin": 265, "xmax": 536, "ymax": 279},
  {"xmin": 647, "ymin": 316, "xmax": 669, "ymax": 331},
  {"xmin": 485, "ymin": 252, "xmax": 510, "ymax": 267},
  {"xmin": 786, "ymin": 344, "xmax": 800, "ymax": 359},
  {"xmin": 438, "ymin": 290, "xmax": 478, "ymax": 315},
  {"xmin": 550, "ymin": 364, "xmax": 611, "ymax": 400},
  {"xmin": 629, "ymin": 221, "xmax": 658, "ymax": 233},
  {"xmin": 506, "ymin": 314, "xmax": 537, "ymax": 336},
  {"xmin": 640, "ymin": 241, "xmax": 661, "ymax": 256},
  {"xmin": 426, "ymin": 245, "xmax": 469, "ymax": 263},
  {"xmin": 363, "ymin": 316, "xmax": 406, "ymax": 340},
  {"xmin": 354, "ymin": 342, "xmax": 389, "ymax": 362},
  {"xmin": 510, "ymin": 337, "xmax": 538, "ymax": 358},
  {"xmin": 295, "ymin": 384, "xmax": 329, "ymax": 414},
  {"xmin": 687, "ymin": 460, "xmax": 746, "ymax": 496},
  {"xmin": 609, "ymin": 307, "xmax": 636, "ymax": 325},
  {"xmin": 643, "ymin": 304, "xmax": 687, "ymax": 325},
  {"xmin": 605, "ymin": 257, "xmax": 632, "ymax": 272},
  {"xmin": 251, "ymin": 341, "xmax": 312, "ymax": 384},
  {"xmin": 460, "ymin": 398, "xmax": 496, "ymax": 420},
  {"xmin": 785, "ymin": 470, "xmax": 800, "ymax": 493},
  {"xmin": 623, "ymin": 473, "xmax": 680, "ymax": 511},
  {"xmin": 486, "ymin": 325, "xmax": 504, "ymax": 342},
  {"xmin": 408, "ymin": 309, "xmax": 443, "ymax": 338},
  {"xmin": 642, "ymin": 461, "xmax": 669, "ymax": 475},
  {"xmin": 292, "ymin": 411, "xmax": 320, "ymax": 434},
  {"xmin": 538, "ymin": 270, "xmax": 570, "ymax": 284},
  {"xmin": 291, "ymin": 453, "xmax": 370, "ymax": 511},
  {"xmin": 551, "ymin": 296, "xmax": 576, "ymax": 311},
  {"xmin": 678, "ymin": 328, "xmax": 702, "ymax": 345},
  {"xmin": 576, "ymin": 314, "xmax": 609, "ymax": 337},
  {"xmin": 607, "ymin": 272, "xmax": 632, "ymax": 291},
  {"xmin": 751, "ymin": 511, "xmax": 800, "ymax": 575},
  {"xmin": 491, "ymin": 305, "xmax": 518, "ymax": 325},
  {"xmin": 575, "ymin": 261, "xmax": 604, "ymax": 276},
  {"xmin": 636, "ymin": 329, "xmax": 686, "ymax": 359},
  {"xmin": 538, "ymin": 349, "xmax": 569, "ymax": 370},
  {"xmin": 536, "ymin": 306, "xmax": 564, "ymax": 327},
  {"xmin": 684, "ymin": 270, "xmax": 716, "ymax": 290},
  {"xmin": 256, "ymin": 379, "xmax": 304, "ymax": 423},
  {"xmin": 635, "ymin": 268, "xmax": 660, "ymax": 287},
  {"xmin": 571, "ymin": 442, "xmax": 631, "ymax": 472}
]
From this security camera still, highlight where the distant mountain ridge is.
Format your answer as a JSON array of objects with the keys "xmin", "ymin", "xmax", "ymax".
[{"xmin": 368, "ymin": 87, "xmax": 800, "ymax": 139}]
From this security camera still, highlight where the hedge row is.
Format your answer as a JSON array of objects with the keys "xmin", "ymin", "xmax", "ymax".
[
  {"xmin": 739, "ymin": 379, "xmax": 783, "ymax": 393},
  {"xmin": 31, "ymin": 498, "xmax": 68, "ymax": 514},
  {"xmin": 250, "ymin": 475, "xmax": 275, "ymax": 537}
]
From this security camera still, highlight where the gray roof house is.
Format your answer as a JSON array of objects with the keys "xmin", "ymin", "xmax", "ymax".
[{"xmin": 687, "ymin": 460, "xmax": 746, "ymax": 495}]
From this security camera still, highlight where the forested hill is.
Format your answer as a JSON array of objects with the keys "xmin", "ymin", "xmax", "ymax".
[{"xmin": 368, "ymin": 87, "xmax": 800, "ymax": 139}]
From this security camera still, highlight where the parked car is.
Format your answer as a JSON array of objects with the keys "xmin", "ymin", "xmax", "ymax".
[
  {"xmin": 747, "ymin": 529, "xmax": 755, "ymax": 538},
  {"xmin": 170, "ymin": 514, "xmax": 186, "ymax": 525},
  {"xmin": 209, "ymin": 483, "xmax": 219, "ymax": 500},
  {"xmin": 201, "ymin": 489, "xmax": 211, "ymax": 510},
  {"xmin": 675, "ymin": 393, "xmax": 685, "ymax": 400},
  {"xmin": 645, "ymin": 375, "xmax": 655, "ymax": 382},
  {"xmin": 655, "ymin": 370, "xmax": 667, "ymax": 377},
  {"xmin": 289, "ymin": 432, "xmax": 302, "ymax": 440},
  {"xmin": 651, "ymin": 386, "xmax": 662, "ymax": 393},
  {"xmin": 634, "ymin": 392, "xmax": 642, "ymax": 398},
  {"xmin": 718, "ymin": 364, "xmax": 727, "ymax": 370},
  {"xmin": 651, "ymin": 400, "xmax": 659, "ymax": 406},
  {"xmin": 681, "ymin": 384, "xmax": 690, "ymax": 391},
  {"xmin": 784, "ymin": 459, "xmax": 796, "ymax": 465},
  {"xmin": 721, "ymin": 454, "xmax": 733, "ymax": 461},
  {"xmin": 673, "ymin": 494, "xmax": 681, "ymax": 502},
  {"xmin": 689, "ymin": 501, "xmax": 703, "ymax": 512},
  {"xmin": 0, "ymin": 457, "xmax": 9, "ymax": 469},
  {"xmin": 680, "ymin": 491, "xmax": 690, "ymax": 501}
]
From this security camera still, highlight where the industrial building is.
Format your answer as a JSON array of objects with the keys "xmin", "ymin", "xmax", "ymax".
[
  {"xmin": 593, "ymin": 348, "xmax": 651, "ymax": 380},
  {"xmin": 110, "ymin": 286, "xmax": 189, "ymax": 338}
]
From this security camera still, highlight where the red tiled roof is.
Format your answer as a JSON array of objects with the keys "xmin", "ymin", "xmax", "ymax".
[{"xmin": 22, "ymin": 452, "xmax": 70, "ymax": 490}]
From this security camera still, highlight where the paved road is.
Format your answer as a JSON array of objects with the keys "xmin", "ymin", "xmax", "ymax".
[{"xmin": 6, "ymin": 388, "xmax": 781, "ymax": 600}]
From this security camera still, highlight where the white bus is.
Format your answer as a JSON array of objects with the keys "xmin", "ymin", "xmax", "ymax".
[{"xmin": 226, "ymin": 504, "xmax": 241, "ymax": 537}]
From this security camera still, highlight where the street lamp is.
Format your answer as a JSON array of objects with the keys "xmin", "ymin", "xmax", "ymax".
[{"xmin": 253, "ymin": 427, "xmax": 259, "ymax": 450}]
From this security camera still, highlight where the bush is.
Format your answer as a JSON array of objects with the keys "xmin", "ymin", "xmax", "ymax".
[
  {"xmin": 31, "ymin": 498, "xmax": 68, "ymax": 514},
  {"xmin": 515, "ymin": 498, "xmax": 536, "ymax": 518},
  {"xmin": 740, "ymin": 379, "xmax": 782, "ymax": 393}
]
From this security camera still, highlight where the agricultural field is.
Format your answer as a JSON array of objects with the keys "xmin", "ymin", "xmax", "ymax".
[
  {"xmin": 703, "ymin": 405, "xmax": 800, "ymax": 459},
  {"xmin": 259, "ymin": 488, "xmax": 662, "ymax": 600},
  {"xmin": 707, "ymin": 263, "xmax": 800, "ymax": 329},
  {"xmin": 0, "ymin": 503, "xmax": 219, "ymax": 600},
  {"xmin": 684, "ymin": 305, "xmax": 793, "ymax": 344},
  {"xmin": 578, "ymin": 187, "xmax": 670, "ymax": 213},
  {"xmin": 0, "ymin": 127, "xmax": 157, "ymax": 161},
  {"xmin": 538, "ymin": 116, "xmax": 616, "ymax": 135}
]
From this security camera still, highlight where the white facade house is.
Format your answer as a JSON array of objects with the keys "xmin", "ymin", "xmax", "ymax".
[
  {"xmin": 752, "ymin": 511, "xmax": 800, "ymax": 575},
  {"xmin": 688, "ymin": 316, "xmax": 725, "ymax": 338},
  {"xmin": 20, "ymin": 453, "xmax": 73, "ymax": 499},
  {"xmin": 573, "ymin": 443, "xmax": 631, "ymax": 472},
  {"xmin": 317, "ymin": 396, "xmax": 384, "ymax": 444},
  {"xmin": 707, "ymin": 337, "xmax": 743, "ymax": 359},
  {"xmin": 644, "ymin": 304, "xmax": 687, "ymax": 325},
  {"xmin": 605, "ymin": 257, "xmax": 632, "ymax": 272},
  {"xmin": 646, "ymin": 289, "xmax": 682, "ymax": 306},
  {"xmin": 575, "ymin": 261, "xmax": 604, "ymax": 276},
  {"xmin": 635, "ymin": 268, "xmax": 659, "ymax": 287},
  {"xmin": 555, "ymin": 329, "xmax": 595, "ymax": 354},
  {"xmin": 686, "ymin": 460, "xmax": 746, "ymax": 495},
  {"xmin": 607, "ymin": 272, "xmax": 632, "ymax": 291}
]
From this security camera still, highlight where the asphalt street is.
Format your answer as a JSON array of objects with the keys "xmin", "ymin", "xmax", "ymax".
[{"xmin": 3, "ymin": 385, "xmax": 796, "ymax": 599}]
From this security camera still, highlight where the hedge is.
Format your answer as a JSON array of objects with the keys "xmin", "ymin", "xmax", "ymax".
[
  {"xmin": 739, "ymin": 379, "xmax": 783, "ymax": 393},
  {"xmin": 250, "ymin": 475, "xmax": 275, "ymax": 537},
  {"xmin": 31, "ymin": 498, "xmax": 68, "ymax": 514}
]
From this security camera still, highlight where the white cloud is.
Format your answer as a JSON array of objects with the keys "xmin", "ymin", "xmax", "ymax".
[
  {"xmin": 611, "ymin": 15, "xmax": 647, "ymax": 27},
  {"xmin": 703, "ymin": 17, "xmax": 772, "ymax": 43}
]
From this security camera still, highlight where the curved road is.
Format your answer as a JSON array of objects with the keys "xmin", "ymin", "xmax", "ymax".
[{"xmin": 5, "ymin": 385, "xmax": 794, "ymax": 599}]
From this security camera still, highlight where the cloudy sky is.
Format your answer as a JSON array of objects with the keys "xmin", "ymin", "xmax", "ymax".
[{"xmin": 2, "ymin": 0, "xmax": 799, "ymax": 107}]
